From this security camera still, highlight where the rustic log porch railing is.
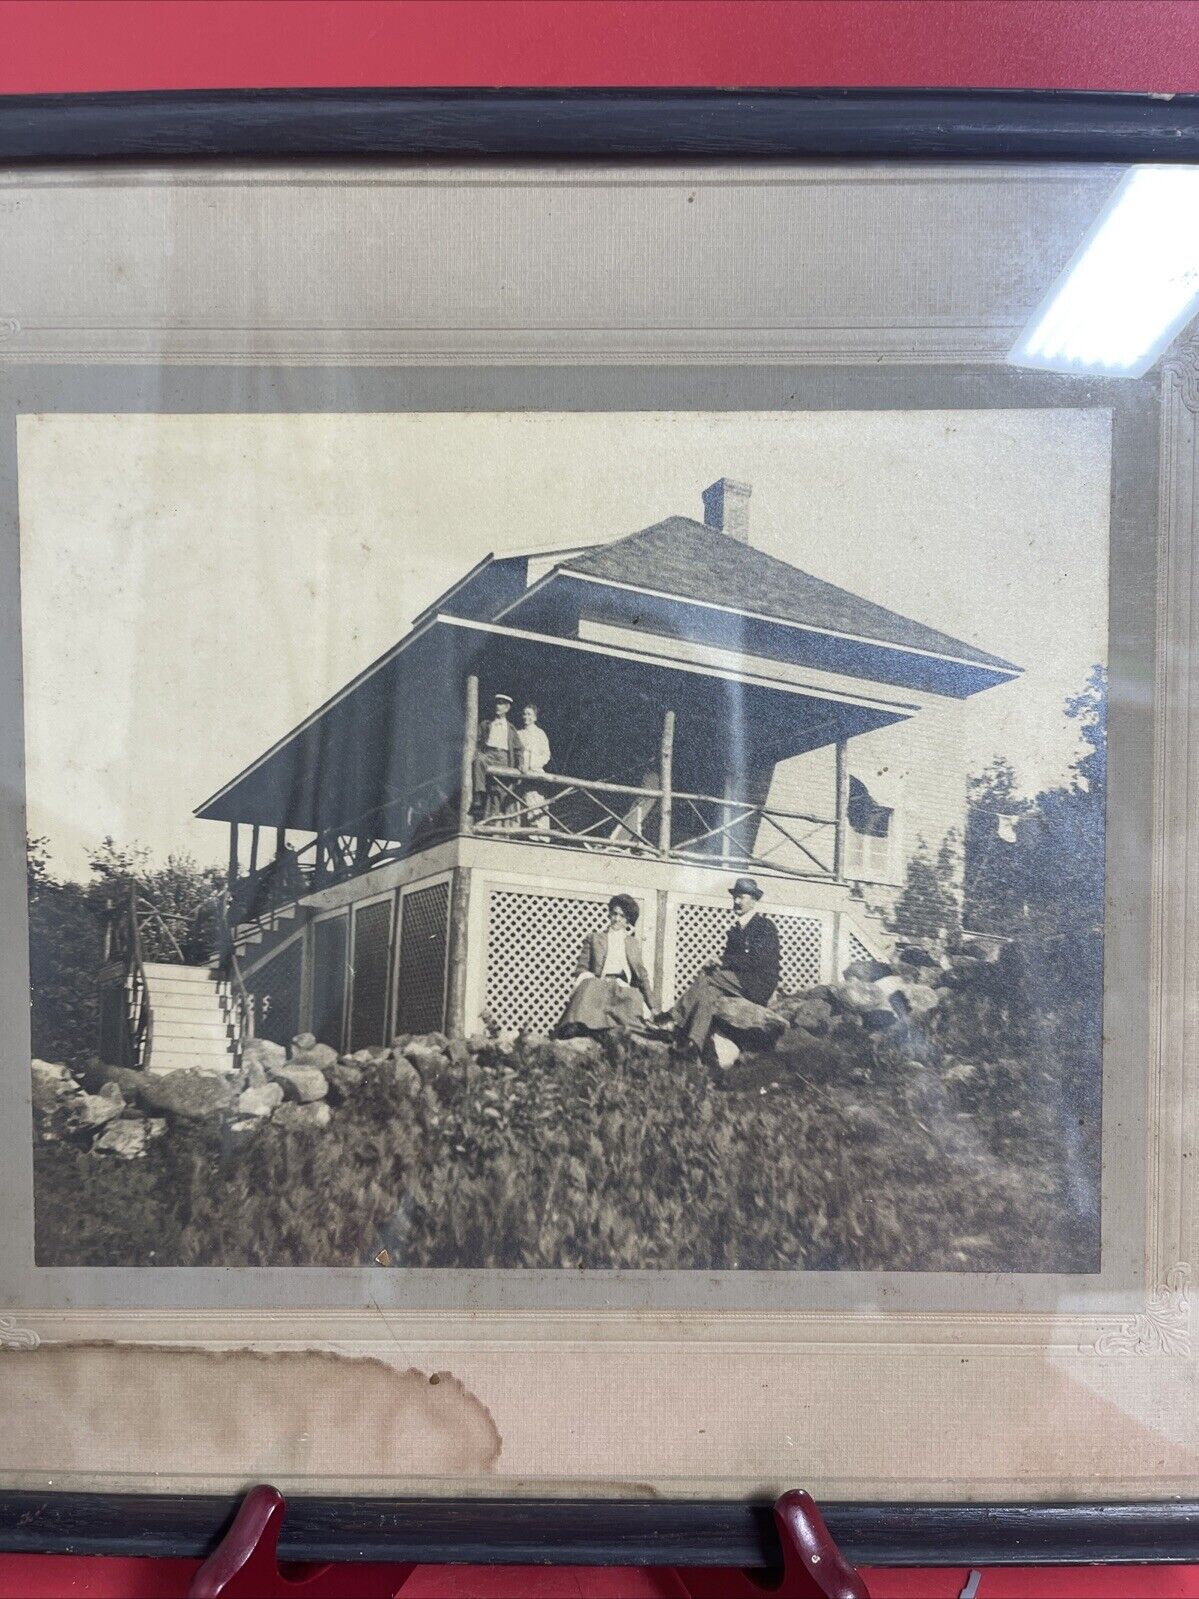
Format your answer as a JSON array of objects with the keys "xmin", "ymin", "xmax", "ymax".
[{"xmin": 470, "ymin": 766, "xmax": 840, "ymax": 879}]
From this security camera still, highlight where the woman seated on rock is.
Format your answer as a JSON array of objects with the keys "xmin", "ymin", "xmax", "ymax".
[{"xmin": 557, "ymin": 894, "xmax": 659, "ymax": 1037}]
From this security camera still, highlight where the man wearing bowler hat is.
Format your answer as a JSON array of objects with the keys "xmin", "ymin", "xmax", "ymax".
[
  {"xmin": 669, "ymin": 876, "xmax": 781, "ymax": 1056},
  {"xmin": 471, "ymin": 691, "xmax": 521, "ymax": 819}
]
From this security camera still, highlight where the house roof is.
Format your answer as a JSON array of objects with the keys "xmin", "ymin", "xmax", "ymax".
[{"xmin": 554, "ymin": 516, "xmax": 1017, "ymax": 673}]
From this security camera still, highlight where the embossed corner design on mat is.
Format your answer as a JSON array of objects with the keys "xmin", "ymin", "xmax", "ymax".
[
  {"xmin": 1164, "ymin": 336, "xmax": 1199, "ymax": 412},
  {"xmin": 0, "ymin": 1316, "xmax": 40, "ymax": 1350},
  {"xmin": 0, "ymin": 316, "xmax": 20, "ymax": 342},
  {"xmin": 1087, "ymin": 1265, "xmax": 1192, "ymax": 1356}
]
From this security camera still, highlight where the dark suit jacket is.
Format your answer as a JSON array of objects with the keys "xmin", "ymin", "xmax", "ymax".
[
  {"xmin": 574, "ymin": 929, "xmax": 658, "ymax": 1010},
  {"xmin": 721, "ymin": 913, "xmax": 781, "ymax": 1006},
  {"xmin": 476, "ymin": 717, "xmax": 520, "ymax": 764}
]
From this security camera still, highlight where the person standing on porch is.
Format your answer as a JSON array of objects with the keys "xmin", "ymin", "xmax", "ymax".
[
  {"xmin": 669, "ymin": 876, "xmax": 780, "ymax": 1055},
  {"xmin": 515, "ymin": 702, "xmax": 552, "ymax": 832},
  {"xmin": 471, "ymin": 692, "xmax": 520, "ymax": 819}
]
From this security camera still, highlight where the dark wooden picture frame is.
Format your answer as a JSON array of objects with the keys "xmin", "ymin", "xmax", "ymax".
[{"xmin": 2, "ymin": 86, "xmax": 1198, "ymax": 1569}]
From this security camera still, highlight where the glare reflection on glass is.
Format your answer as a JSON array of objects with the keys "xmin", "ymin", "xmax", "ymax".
[{"xmin": 1009, "ymin": 165, "xmax": 1199, "ymax": 378}]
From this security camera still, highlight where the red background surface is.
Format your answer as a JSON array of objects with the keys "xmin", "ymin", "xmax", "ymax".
[
  {"xmin": 2, "ymin": 1556, "xmax": 1199, "ymax": 1599},
  {"xmin": 2, "ymin": 2, "xmax": 1199, "ymax": 1595},
  {"xmin": 2, "ymin": 0, "xmax": 1199, "ymax": 96}
]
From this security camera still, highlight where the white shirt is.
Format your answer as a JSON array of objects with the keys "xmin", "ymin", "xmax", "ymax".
[
  {"xmin": 600, "ymin": 931, "xmax": 631, "ymax": 980},
  {"xmin": 734, "ymin": 908, "xmax": 758, "ymax": 929},
  {"xmin": 516, "ymin": 724, "xmax": 551, "ymax": 773},
  {"xmin": 486, "ymin": 716, "xmax": 511, "ymax": 751}
]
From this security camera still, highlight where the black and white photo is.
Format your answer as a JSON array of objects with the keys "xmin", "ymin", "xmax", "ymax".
[{"xmin": 21, "ymin": 408, "xmax": 1109, "ymax": 1273}]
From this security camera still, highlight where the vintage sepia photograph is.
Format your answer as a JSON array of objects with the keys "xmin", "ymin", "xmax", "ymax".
[{"xmin": 21, "ymin": 407, "xmax": 1109, "ymax": 1274}]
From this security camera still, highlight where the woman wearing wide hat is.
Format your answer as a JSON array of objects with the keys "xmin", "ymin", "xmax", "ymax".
[{"xmin": 557, "ymin": 894, "xmax": 659, "ymax": 1037}]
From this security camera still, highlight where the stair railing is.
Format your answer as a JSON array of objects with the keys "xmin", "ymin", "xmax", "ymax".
[
  {"xmin": 101, "ymin": 880, "xmax": 154, "ymax": 1069},
  {"xmin": 217, "ymin": 889, "xmax": 256, "ymax": 1064}
]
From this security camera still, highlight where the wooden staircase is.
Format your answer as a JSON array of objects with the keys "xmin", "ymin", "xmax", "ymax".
[
  {"xmin": 233, "ymin": 900, "xmax": 305, "ymax": 978},
  {"xmin": 142, "ymin": 962, "xmax": 241, "ymax": 1076}
]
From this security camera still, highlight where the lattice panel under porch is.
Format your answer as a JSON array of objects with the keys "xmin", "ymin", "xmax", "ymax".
[
  {"xmin": 847, "ymin": 929, "xmax": 872, "ymax": 969},
  {"xmin": 671, "ymin": 901, "xmax": 827, "ymax": 1000},
  {"xmin": 395, "ymin": 880, "xmax": 450, "ymax": 1036},
  {"xmin": 485, "ymin": 888, "xmax": 643, "ymax": 1036}
]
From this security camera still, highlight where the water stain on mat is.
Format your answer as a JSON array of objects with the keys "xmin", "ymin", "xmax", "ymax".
[{"xmin": 0, "ymin": 1344, "xmax": 502, "ymax": 1476}]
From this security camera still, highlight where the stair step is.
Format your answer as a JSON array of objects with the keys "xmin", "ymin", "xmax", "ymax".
[
  {"xmin": 148, "ymin": 965, "xmax": 223, "ymax": 991},
  {"xmin": 143, "ymin": 962, "xmax": 214, "ymax": 983},
  {"xmin": 147, "ymin": 978, "xmax": 223, "ymax": 1004},
  {"xmin": 147, "ymin": 1055, "xmax": 237, "ymax": 1078},
  {"xmin": 152, "ymin": 987, "xmax": 227, "ymax": 1005},
  {"xmin": 151, "ymin": 1032, "xmax": 231, "ymax": 1053},
  {"xmin": 150, "ymin": 994, "xmax": 227, "ymax": 1016},
  {"xmin": 150, "ymin": 1044, "xmax": 235, "ymax": 1065},
  {"xmin": 154, "ymin": 1022, "xmax": 234, "ymax": 1042}
]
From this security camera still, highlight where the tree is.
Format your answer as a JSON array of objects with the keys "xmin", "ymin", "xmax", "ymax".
[
  {"xmin": 26, "ymin": 837, "xmax": 228, "ymax": 1066},
  {"xmin": 963, "ymin": 666, "xmax": 1106, "ymax": 942},
  {"xmin": 958, "ymin": 667, "xmax": 1107, "ymax": 1169},
  {"xmin": 85, "ymin": 838, "xmax": 225, "ymax": 964},
  {"xmin": 26, "ymin": 837, "xmax": 101, "ymax": 1066},
  {"xmin": 889, "ymin": 831, "xmax": 962, "ymax": 943}
]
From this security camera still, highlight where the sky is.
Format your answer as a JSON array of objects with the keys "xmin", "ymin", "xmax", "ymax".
[{"xmin": 16, "ymin": 408, "xmax": 1110, "ymax": 881}]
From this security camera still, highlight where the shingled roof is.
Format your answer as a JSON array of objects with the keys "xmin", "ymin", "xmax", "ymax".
[{"xmin": 557, "ymin": 516, "xmax": 1016, "ymax": 672}]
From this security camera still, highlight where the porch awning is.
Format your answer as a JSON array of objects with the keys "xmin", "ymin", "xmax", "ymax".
[{"xmin": 195, "ymin": 614, "xmax": 919, "ymax": 834}]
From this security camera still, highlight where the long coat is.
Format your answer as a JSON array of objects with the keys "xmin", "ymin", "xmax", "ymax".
[
  {"xmin": 720, "ymin": 913, "xmax": 781, "ymax": 1006},
  {"xmin": 574, "ymin": 929, "xmax": 658, "ymax": 1011}
]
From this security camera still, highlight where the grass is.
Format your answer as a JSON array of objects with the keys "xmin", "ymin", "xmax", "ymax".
[{"xmin": 34, "ymin": 960, "xmax": 1100, "ymax": 1272}]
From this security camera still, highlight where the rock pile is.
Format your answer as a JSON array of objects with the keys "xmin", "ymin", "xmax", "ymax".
[
  {"xmin": 29, "ymin": 1028, "xmax": 458, "ymax": 1159},
  {"xmin": 29, "ymin": 941, "xmax": 973, "ymax": 1158},
  {"xmin": 707, "ymin": 946, "xmax": 949, "ymax": 1071}
]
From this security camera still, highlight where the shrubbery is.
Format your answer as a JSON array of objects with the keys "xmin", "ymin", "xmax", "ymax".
[{"xmin": 35, "ymin": 955, "xmax": 1097, "ymax": 1272}]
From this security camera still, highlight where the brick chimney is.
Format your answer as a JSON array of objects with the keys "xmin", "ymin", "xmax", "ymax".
[{"xmin": 701, "ymin": 478, "xmax": 752, "ymax": 542}]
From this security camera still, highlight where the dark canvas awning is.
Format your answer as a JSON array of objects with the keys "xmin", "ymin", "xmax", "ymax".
[{"xmin": 195, "ymin": 615, "xmax": 919, "ymax": 834}]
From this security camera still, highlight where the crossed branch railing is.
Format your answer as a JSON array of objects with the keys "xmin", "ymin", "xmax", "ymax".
[
  {"xmin": 474, "ymin": 768, "xmax": 663, "ymax": 853},
  {"xmin": 475, "ymin": 767, "xmax": 837, "ymax": 881},
  {"xmin": 672, "ymin": 794, "xmax": 836, "ymax": 877}
]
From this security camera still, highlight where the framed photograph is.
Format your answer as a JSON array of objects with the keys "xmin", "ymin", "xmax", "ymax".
[{"xmin": 1, "ymin": 91, "xmax": 1197, "ymax": 1563}]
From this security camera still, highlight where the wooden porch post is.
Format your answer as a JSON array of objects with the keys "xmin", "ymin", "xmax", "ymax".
[
  {"xmin": 721, "ymin": 773, "xmax": 736, "ymax": 861},
  {"xmin": 833, "ymin": 738, "xmax": 849, "ymax": 882},
  {"xmin": 659, "ymin": 710, "xmax": 675, "ymax": 855},
  {"xmin": 275, "ymin": 826, "xmax": 286, "ymax": 859},
  {"xmin": 459, "ymin": 673, "xmax": 479, "ymax": 834},
  {"xmin": 227, "ymin": 823, "xmax": 239, "ymax": 891},
  {"xmin": 444, "ymin": 865, "xmax": 472, "ymax": 1038},
  {"xmin": 248, "ymin": 824, "xmax": 260, "ymax": 878}
]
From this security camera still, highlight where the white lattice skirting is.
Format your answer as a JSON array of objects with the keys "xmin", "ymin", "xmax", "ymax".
[{"xmin": 480, "ymin": 886, "xmax": 876, "ymax": 1035}]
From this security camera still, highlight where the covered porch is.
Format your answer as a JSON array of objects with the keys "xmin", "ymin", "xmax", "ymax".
[{"xmin": 197, "ymin": 612, "xmax": 920, "ymax": 928}]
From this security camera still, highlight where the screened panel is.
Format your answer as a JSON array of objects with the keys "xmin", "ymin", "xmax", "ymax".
[
  {"xmin": 98, "ymin": 980, "xmax": 129, "ymax": 1066},
  {"xmin": 246, "ymin": 937, "xmax": 304, "ymax": 1047},
  {"xmin": 395, "ymin": 880, "xmax": 450, "ymax": 1036},
  {"xmin": 311, "ymin": 914, "xmax": 349, "ymax": 1052},
  {"xmin": 350, "ymin": 897, "xmax": 394, "ymax": 1051}
]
